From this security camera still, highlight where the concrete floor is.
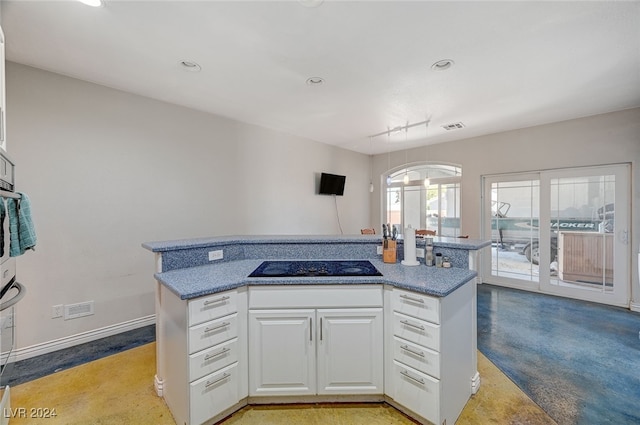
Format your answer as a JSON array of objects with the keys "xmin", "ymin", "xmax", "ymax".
[
  {"xmin": 7, "ymin": 343, "xmax": 554, "ymax": 425},
  {"xmin": 478, "ymin": 284, "xmax": 640, "ymax": 425}
]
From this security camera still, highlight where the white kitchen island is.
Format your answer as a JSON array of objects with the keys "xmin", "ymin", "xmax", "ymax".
[{"xmin": 143, "ymin": 235, "xmax": 490, "ymax": 425}]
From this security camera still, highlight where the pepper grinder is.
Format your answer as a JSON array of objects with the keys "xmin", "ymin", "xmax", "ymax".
[{"xmin": 424, "ymin": 237, "xmax": 434, "ymax": 266}]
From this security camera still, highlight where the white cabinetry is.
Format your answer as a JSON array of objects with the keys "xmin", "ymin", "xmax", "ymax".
[
  {"xmin": 385, "ymin": 283, "xmax": 474, "ymax": 425},
  {"xmin": 0, "ymin": 24, "xmax": 7, "ymax": 151},
  {"xmin": 249, "ymin": 309, "xmax": 316, "ymax": 396},
  {"xmin": 159, "ymin": 285, "xmax": 248, "ymax": 425},
  {"xmin": 156, "ymin": 279, "xmax": 476, "ymax": 425},
  {"xmin": 317, "ymin": 309, "xmax": 383, "ymax": 395},
  {"xmin": 248, "ymin": 285, "xmax": 383, "ymax": 399}
]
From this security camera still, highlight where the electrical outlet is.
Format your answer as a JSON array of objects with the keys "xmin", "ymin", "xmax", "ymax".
[
  {"xmin": 377, "ymin": 246, "xmax": 383, "ymax": 255},
  {"xmin": 208, "ymin": 250, "xmax": 224, "ymax": 261},
  {"xmin": 52, "ymin": 304, "xmax": 63, "ymax": 319}
]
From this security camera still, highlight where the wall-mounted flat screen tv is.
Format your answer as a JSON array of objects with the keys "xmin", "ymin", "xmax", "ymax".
[{"xmin": 319, "ymin": 173, "xmax": 346, "ymax": 196}]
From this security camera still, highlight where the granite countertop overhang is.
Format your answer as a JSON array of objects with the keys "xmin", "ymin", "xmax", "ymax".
[
  {"xmin": 142, "ymin": 234, "xmax": 491, "ymax": 252},
  {"xmin": 154, "ymin": 258, "xmax": 477, "ymax": 300}
]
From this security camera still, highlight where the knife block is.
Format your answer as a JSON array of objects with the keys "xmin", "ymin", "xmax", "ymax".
[{"xmin": 383, "ymin": 240, "xmax": 397, "ymax": 263}]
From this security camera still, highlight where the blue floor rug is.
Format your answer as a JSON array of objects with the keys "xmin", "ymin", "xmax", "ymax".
[{"xmin": 478, "ymin": 284, "xmax": 640, "ymax": 425}]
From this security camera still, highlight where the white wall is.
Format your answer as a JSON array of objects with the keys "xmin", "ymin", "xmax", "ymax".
[
  {"xmin": 6, "ymin": 62, "xmax": 370, "ymax": 350},
  {"xmin": 371, "ymin": 108, "xmax": 640, "ymax": 306}
]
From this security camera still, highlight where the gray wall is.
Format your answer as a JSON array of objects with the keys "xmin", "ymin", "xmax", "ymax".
[
  {"xmin": 6, "ymin": 62, "xmax": 371, "ymax": 351},
  {"xmin": 371, "ymin": 107, "xmax": 640, "ymax": 305}
]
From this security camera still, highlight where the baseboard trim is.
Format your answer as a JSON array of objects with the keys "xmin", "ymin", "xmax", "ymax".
[
  {"xmin": 154, "ymin": 374, "xmax": 164, "ymax": 397},
  {"xmin": 13, "ymin": 315, "xmax": 156, "ymax": 362},
  {"xmin": 471, "ymin": 371, "xmax": 481, "ymax": 394},
  {"xmin": 630, "ymin": 302, "xmax": 640, "ymax": 313}
]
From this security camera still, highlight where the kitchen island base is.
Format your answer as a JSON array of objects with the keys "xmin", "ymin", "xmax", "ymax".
[
  {"xmin": 145, "ymin": 235, "xmax": 490, "ymax": 425},
  {"xmin": 156, "ymin": 283, "xmax": 475, "ymax": 425}
]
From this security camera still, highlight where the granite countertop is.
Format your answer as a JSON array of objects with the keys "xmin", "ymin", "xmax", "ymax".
[
  {"xmin": 143, "ymin": 234, "xmax": 491, "ymax": 252},
  {"xmin": 155, "ymin": 258, "xmax": 477, "ymax": 300}
]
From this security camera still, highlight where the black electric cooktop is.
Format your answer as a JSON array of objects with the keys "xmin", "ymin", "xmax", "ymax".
[{"xmin": 248, "ymin": 260, "xmax": 382, "ymax": 278}]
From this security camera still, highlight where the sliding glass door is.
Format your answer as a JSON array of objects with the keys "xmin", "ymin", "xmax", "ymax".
[
  {"xmin": 539, "ymin": 165, "xmax": 630, "ymax": 305},
  {"xmin": 484, "ymin": 174, "xmax": 540, "ymax": 286},
  {"xmin": 483, "ymin": 164, "xmax": 630, "ymax": 307}
]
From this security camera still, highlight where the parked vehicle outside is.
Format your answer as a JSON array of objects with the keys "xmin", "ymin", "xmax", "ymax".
[{"xmin": 431, "ymin": 202, "xmax": 614, "ymax": 265}]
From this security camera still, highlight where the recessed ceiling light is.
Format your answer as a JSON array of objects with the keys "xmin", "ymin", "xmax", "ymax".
[
  {"xmin": 306, "ymin": 77, "xmax": 325, "ymax": 86},
  {"xmin": 179, "ymin": 60, "xmax": 202, "ymax": 72},
  {"xmin": 78, "ymin": 0, "xmax": 104, "ymax": 7},
  {"xmin": 431, "ymin": 59, "xmax": 455, "ymax": 71}
]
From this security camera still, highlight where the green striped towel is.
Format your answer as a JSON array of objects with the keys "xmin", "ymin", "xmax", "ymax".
[{"xmin": 7, "ymin": 192, "xmax": 37, "ymax": 256}]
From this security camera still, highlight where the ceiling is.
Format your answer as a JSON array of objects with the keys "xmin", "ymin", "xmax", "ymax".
[{"xmin": 2, "ymin": 1, "xmax": 639, "ymax": 154}]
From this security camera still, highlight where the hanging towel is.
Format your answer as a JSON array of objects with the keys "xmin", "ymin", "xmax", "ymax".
[
  {"xmin": 0, "ymin": 198, "xmax": 6, "ymax": 257},
  {"xmin": 7, "ymin": 192, "xmax": 37, "ymax": 257}
]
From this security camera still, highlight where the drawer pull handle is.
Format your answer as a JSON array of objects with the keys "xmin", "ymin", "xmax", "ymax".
[
  {"xmin": 204, "ymin": 347, "xmax": 230, "ymax": 361},
  {"xmin": 400, "ymin": 345, "xmax": 425, "ymax": 358},
  {"xmin": 204, "ymin": 322, "xmax": 230, "ymax": 333},
  {"xmin": 400, "ymin": 320, "xmax": 425, "ymax": 331},
  {"xmin": 205, "ymin": 373, "xmax": 230, "ymax": 388},
  {"xmin": 400, "ymin": 370, "xmax": 425, "ymax": 385},
  {"xmin": 400, "ymin": 294, "xmax": 425, "ymax": 304},
  {"xmin": 204, "ymin": 296, "xmax": 230, "ymax": 306}
]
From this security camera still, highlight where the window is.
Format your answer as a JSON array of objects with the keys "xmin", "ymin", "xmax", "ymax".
[{"xmin": 383, "ymin": 163, "xmax": 462, "ymax": 237}]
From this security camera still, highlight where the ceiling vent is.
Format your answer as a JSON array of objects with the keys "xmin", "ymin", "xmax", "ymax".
[{"xmin": 442, "ymin": 122, "xmax": 465, "ymax": 131}]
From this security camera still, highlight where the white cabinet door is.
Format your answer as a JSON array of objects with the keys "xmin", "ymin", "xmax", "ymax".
[
  {"xmin": 249, "ymin": 309, "xmax": 316, "ymax": 396},
  {"xmin": 0, "ymin": 25, "xmax": 6, "ymax": 150},
  {"xmin": 317, "ymin": 308, "xmax": 383, "ymax": 395}
]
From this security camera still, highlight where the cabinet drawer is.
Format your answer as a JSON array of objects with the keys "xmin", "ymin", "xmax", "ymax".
[
  {"xmin": 392, "ymin": 361, "xmax": 439, "ymax": 424},
  {"xmin": 393, "ymin": 311, "xmax": 440, "ymax": 352},
  {"xmin": 249, "ymin": 285, "xmax": 382, "ymax": 309},
  {"xmin": 190, "ymin": 362, "xmax": 239, "ymax": 425},
  {"xmin": 189, "ymin": 290, "xmax": 238, "ymax": 326},
  {"xmin": 393, "ymin": 336, "xmax": 440, "ymax": 379},
  {"xmin": 189, "ymin": 338, "xmax": 238, "ymax": 382},
  {"xmin": 189, "ymin": 313, "xmax": 238, "ymax": 354},
  {"xmin": 392, "ymin": 289, "xmax": 439, "ymax": 324}
]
